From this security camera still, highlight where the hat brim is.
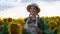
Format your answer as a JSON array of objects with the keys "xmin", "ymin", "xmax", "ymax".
[{"xmin": 27, "ymin": 5, "xmax": 40, "ymax": 13}]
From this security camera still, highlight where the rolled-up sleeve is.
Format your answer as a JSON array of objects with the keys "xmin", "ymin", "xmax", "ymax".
[{"xmin": 38, "ymin": 18, "xmax": 45, "ymax": 34}]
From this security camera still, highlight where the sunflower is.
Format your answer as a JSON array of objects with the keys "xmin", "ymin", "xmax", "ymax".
[
  {"xmin": 17, "ymin": 18, "xmax": 25, "ymax": 27},
  {"xmin": 49, "ymin": 20, "xmax": 57, "ymax": 30}
]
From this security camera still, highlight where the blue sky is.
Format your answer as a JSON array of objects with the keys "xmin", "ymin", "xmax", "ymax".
[{"xmin": 0, "ymin": 0, "xmax": 60, "ymax": 18}]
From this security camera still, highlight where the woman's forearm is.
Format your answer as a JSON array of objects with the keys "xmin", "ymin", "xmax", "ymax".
[{"xmin": 35, "ymin": 26, "xmax": 42, "ymax": 34}]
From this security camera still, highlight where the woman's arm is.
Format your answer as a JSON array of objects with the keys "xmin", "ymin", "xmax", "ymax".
[
  {"xmin": 28, "ymin": 23, "xmax": 43, "ymax": 34},
  {"xmin": 36, "ymin": 18, "xmax": 44, "ymax": 34},
  {"xmin": 34, "ymin": 25, "xmax": 43, "ymax": 34}
]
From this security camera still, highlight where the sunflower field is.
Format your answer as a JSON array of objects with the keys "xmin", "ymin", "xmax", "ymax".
[{"xmin": 0, "ymin": 16, "xmax": 60, "ymax": 34}]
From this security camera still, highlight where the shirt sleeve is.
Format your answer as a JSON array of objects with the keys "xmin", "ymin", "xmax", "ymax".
[
  {"xmin": 37, "ymin": 18, "xmax": 45, "ymax": 33},
  {"xmin": 54, "ymin": 29, "xmax": 58, "ymax": 34}
]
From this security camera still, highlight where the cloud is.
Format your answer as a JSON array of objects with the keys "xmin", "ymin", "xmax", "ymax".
[
  {"xmin": 20, "ymin": 0, "xmax": 60, "ymax": 3},
  {"xmin": 0, "ymin": 0, "xmax": 60, "ymax": 18},
  {"xmin": 37, "ymin": 1, "xmax": 60, "ymax": 16},
  {"xmin": 1, "ymin": 0, "xmax": 60, "ymax": 11},
  {"xmin": 0, "ymin": 0, "xmax": 21, "ymax": 11},
  {"xmin": 0, "ymin": 6, "xmax": 29, "ymax": 18},
  {"xmin": 42, "ymin": 0, "xmax": 60, "ymax": 2},
  {"xmin": 0, "ymin": 4, "xmax": 14, "ymax": 11}
]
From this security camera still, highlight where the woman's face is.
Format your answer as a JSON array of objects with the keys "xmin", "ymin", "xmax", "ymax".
[{"xmin": 29, "ymin": 6, "xmax": 37, "ymax": 15}]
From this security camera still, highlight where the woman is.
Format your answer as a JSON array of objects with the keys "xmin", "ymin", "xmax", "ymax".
[{"xmin": 22, "ymin": 3, "xmax": 44, "ymax": 34}]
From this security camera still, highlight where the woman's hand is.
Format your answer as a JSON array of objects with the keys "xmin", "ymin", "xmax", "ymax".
[
  {"xmin": 28, "ymin": 23, "xmax": 42, "ymax": 34},
  {"xmin": 28, "ymin": 23, "xmax": 37, "ymax": 28}
]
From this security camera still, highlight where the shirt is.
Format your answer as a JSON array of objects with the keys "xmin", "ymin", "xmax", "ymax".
[{"xmin": 22, "ymin": 18, "xmax": 57, "ymax": 34}]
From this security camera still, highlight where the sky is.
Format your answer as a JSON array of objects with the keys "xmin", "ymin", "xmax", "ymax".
[{"xmin": 0, "ymin": 0, "xmax": 60, "ymax": 18}]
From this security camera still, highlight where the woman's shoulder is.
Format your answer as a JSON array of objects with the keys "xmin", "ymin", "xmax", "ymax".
[
  {"xmin": 24, "ymin": 17, "xmax": 28, "ymax": 20},
  {"xmin": 24, "ymin": 17, "xmax": 44, "ymax": 21},
  {"xmin": 38, "ymin": 18, "xmax": 44, "ymax": 26},
  {"xmin": 24, "ymin": 17, "xmax": 28, "ymax": 22},
  {"xmin": 39, "ymin": 18, "xmax": 44, "ymax": 22},
  {"xmin": 39, "ymin": 18, "xmax": 43, "ymax": 20}
]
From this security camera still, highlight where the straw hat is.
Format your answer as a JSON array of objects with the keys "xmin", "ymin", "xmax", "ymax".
[{"xmin": 27, "ymin": 3, "xmax": 40, "ymax": 13}]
